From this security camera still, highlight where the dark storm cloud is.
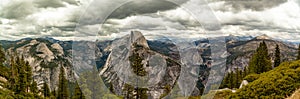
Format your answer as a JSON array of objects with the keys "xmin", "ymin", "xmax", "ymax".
[
  {"xmin": 209, "ymin": 0, "xmax": 287, "ymax": 12},
  {"xmin": 0, "ymin": 0, "xmax": 79, "ymax": 20},
  {"xmin": 53, "ymin": 24, "xmax": 77, "ymax": 32},
  {"xmin": 221, "ymin": 19, "xmax": 261, "ymax": 26},
  {"xmin": 78, "ymin": 0, "xmax": 189, "ymax": 25},
  {"xmin": 0, "ymin": 0, "xmax": 36, "ymax": 19},
  {"xmin": 34, "ymin": 0, "xmax": 65, "ymax": 8},
  {"xmin": 62, "ymin": 0, "xmax": 79, "ymax": 5},
  {"xmin": 108, "ymin": 0, "xmax": 186, "ymax": 19},
  {"xmin": 34, "ymin": 0, "xmax": 78, "ymax": 8}
]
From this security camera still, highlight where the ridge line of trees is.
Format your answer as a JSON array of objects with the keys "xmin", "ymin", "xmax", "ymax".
[{"xmin": 221, "ymin": 41, "xmax": 282, "ymax": 89}]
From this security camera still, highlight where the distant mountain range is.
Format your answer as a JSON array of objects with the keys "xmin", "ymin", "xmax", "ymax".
[{"xmin": 0, "ymin": 32, "xmax": 298, "ymax": 98}]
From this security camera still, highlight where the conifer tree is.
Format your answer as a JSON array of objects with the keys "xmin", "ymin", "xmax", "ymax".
[
  {"xmin": 31, "ymin": 80, "xmax": 38, "ymax": 94},
  {"xmin": 0, "ymin": 44, "xmax": 5, "ymax": 66},
  {"xmin": 51, "ymin": 90, "xmax": 57, "ymax": 98},
  {"xmin": 0, "ymin": 44, "xmax": 8, "ymax": 78},
  {"xmin": 16, "ymin": 57, "xmax": 27, "ymax": 94},
  {"xmin": 73, "ymin": 82, "xmax": 85, "ymax": 99},
  {"xmin": 220, "ymin": 73, "xmax": 229, "ymax": 88},
  {"xmin": 274, "ymin": 44, "xmax": 281, "ymax": 67},
  {"xmin": 42, "ymin": 82, "xmax": 51, "ymax": 97},
  {"xmin": 9, "ymin": 55, "xmax": 17, "ymax": 91},
  {"xmin": 297, "ymin": 44, "xmax": 300, "ymax": 60},
  {"xmin": 18, "ymin": 68, "xmax": 26, "ymax": 94},
  {"xmin": 249, "ymin": 41, "xmax": 272, "ymax": 74},
  {"xmin": 58, "ymin": 66, "xmax": 69, "ymax": 99},
  {"xmin": 24, "ymin": 61, "xmax": 32, "ymax": 93}
]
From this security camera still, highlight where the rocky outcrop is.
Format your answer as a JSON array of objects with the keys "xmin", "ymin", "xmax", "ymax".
[
  {"xmin": 0, "ymin": 76, "xmax": 7, "ymax": 89},
  {"xmin": 100, "ymin": 31, "xmax": 181, "ymax": 99},
  {"xmin": 239, "ymin": 80, "xmax": 248, "ymax": 89},
  {"xmin": 51, "ymin": 43, "xmax": 64, "ymax": 56},
  {"xmin": 6, "ymin": 39, "xmax": 74, "ymax": 90},
  {"xmin": 287, "ymin": 89, "xmax": 300, "ymax": 99},
  {"xmin": 36, "ymin": 43, "xmax": 54, "ymax": 61}
]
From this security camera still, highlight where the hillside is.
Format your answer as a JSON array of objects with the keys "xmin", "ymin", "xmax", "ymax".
[
  {"xmin": 0, "ymin": 33, "xmax": 298, "ymax": 98},
  {"xmin": 227, "ymin": 60, "xmax": 300, "ymax": 98},
  {"xmin": 226, "ymin": 35, "xmax": 297, "ymax": 71}
]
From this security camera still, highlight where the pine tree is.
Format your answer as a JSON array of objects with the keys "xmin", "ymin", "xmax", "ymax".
[
  {"xmin": 42, "ymin": 82, "xmax": 51, "ymax": 97},
  {"xmin": 73, "ymin": 82, "xmax": 85, "ymax": 99},
  {"xmin": 235, "ymin": 68, "xmax": 240, "ymax": 88},
  {"xmin": 249, "ymin": 41, "xmax": 272, "ymax": 74},
  {"xmin": 51, "ymin": 90, "xmax": 57, "ymax": 98},
  {"xmin": 8, "ymin": 55, "xmax": 17, "ymax": 91},
  {"xmin": 58, "ymin": 66, "xmax": 69, "ymax": 99},
  {"xmin": 261, "ymin": 41, "xmax": 272, "ymax": 72},
  {"xmin": 135, "ymin": 87, "xmax": 148, "ymax": 99},
  {"xmin": 0, "ymin": 44, "xmax": 5, "ymax": 64},
  {"xmin": 78, "ymin": 70, "xmax": 105, "ymax": 99},
  {"xmin": 124, "ymin": 83, "xmax": 134, "ymax": 99},
  {"xmin": 24, "ymin": 61, "xmax": 32, "ymax": 93},
  {"xmin": 31, "ymin": 80, "xmax": 38, "ymax": 94},
  {"xmin": 31, "ymin": 80, "xmax": 39, "ymax": 98},
  {"xmin": 274, "ymin": 44, "xmax": 281, "ymax": 67},
  {"xmin": 18, "ymin": 68, "xmax": 26, "ymax": 94},
  {"xmin": 297, "ymin": 44, "xmax": 300, "ymax": 60},
  {"xmin": 0, "ymin": 44, "xmax": 8, "ymax": 79},
  {"xmin": 16, "ymin": 57, "xmax": 27, "ymax": 94}
]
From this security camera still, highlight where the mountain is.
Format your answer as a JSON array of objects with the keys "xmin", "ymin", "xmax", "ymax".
[
  {"xmin": 99, "ymin": 31, "xmax": 182, "ymax": 98},
  {"xmin": 0, "ymin": 33, "xmax": 298, "ymax": 98},
  {"xmin": 225, "ymin": 34, "xmax": 253, "ymax": 43},
  {"xmin": 3, "ymin": 38, "xmax": 75, "ymax": 90},
  {"xmin": 226, "ymin": 34, "xmax": 297, "ymax": 71}
]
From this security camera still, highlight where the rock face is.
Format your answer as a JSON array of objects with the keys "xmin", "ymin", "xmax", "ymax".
[
  {"xmin": 51, "ymin": 43, "xmax": 64, "ymax": 56},
  {"xmin": 36, "ymin": 43, "xmax": 54, "ymax": 61},
  {"xmin": 130, "ymin": 31, "xmax": 149, "ymax": 49},
  {"xmin": 239, "ymin": 80, "xmax": 248, "ymax": 89},
  {"xmin": 6, "ymin": 39, "xmax": 74, "ymax": 90},
  {"xmin": 100, "ymin": 31, "xmax": 181, "ymax": 99},
  {"xmin": 0, "ymin": 33, "xmax": 298, "ymax": 98}
]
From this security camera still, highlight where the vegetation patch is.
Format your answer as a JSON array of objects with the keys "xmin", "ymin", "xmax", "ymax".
[{"xmin": 228, "ymin": 60, "xmax": 300, "ymax": 98}]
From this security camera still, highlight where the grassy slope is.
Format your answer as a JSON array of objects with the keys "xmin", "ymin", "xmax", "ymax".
[{"xmin": 228, "ymin": 60, "xmax": 300, "ymax": 99}]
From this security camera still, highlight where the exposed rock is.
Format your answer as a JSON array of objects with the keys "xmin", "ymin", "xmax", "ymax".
[
  {"xmin": 287, "ymin": 88, "xmax": 300, "ymax": 99},
  {"xmin": 29, "ymin": 40, "xmax": 38, "ymax": 45},
  {"xmin": 254, "ymin": 34, "xmax": 271, "ymax": 40},
  {"xmin": 239, "ymin": 80, "xmax": 248, "ymax": 89},
  {"xmin": 6, "ymin": 39, "xmax": 74, "ymax": 91},
  {"xmin": 36, "ymin": 43, "xmax": 54, "ymax": 61},
  {"xmin": 100, "ymin": 31, "xmax": 181, "ymax": 99},
  {"xmin": 51, "ymin": 43, "xmax": 64, "ymax": 56},
  {"xmin": 130, "ymin": 31, "xmax": 149, "ymax": 49},
  {"xmin": 0, "ymin": 76, "xmax": 7, "ymax": 89}
]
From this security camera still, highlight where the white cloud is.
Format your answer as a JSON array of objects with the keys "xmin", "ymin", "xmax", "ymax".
[
  {"xmin": 26, "ymin": 5, "xmax": 78, "ymax": 26},
  {"xmin": 209, "ymin": 0, "xmax": 300, "ymax": 42},
  {"xmin": 0, "ymin": 0, "xmax": 82, "ymax": 40},
  {"xmin": 0, "ymin": 0, "xmax": 299, "ymax": 42}
]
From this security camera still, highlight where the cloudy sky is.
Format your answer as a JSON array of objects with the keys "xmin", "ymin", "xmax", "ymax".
[{"xmin": 0, "ymin": 0, "xmax": 300, "ymax": 42}]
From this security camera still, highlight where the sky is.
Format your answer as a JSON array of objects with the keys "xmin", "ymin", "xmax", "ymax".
[{"xmin": 0, "ymin": 0, "xmax": 300, "ymax": 42}]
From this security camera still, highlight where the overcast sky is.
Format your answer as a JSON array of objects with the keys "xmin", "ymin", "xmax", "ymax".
[{"xmin": 0, "ymin": 0, "xmax": 299, "ymax": 42}]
